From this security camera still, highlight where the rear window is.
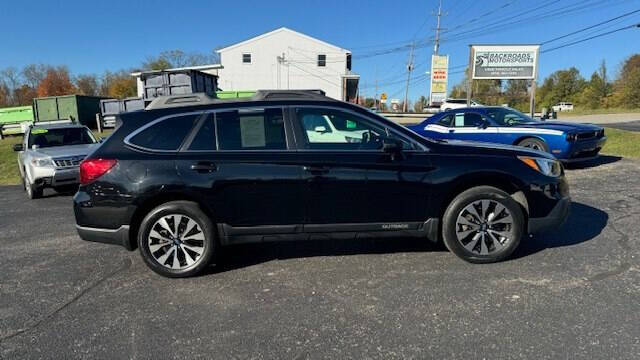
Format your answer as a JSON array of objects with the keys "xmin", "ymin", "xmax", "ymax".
[
  {"xmin": 216, "ymin": 108, "xmax": 286, "ymax": 150},
  {"xmin": 129, "ymin": 114, "xmax": 199, "ymax": 150}
]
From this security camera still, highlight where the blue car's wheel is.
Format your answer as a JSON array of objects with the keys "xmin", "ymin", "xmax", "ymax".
[{"xmin": 517, "ymin": 138, "xmax": 548, "ymax": 152}]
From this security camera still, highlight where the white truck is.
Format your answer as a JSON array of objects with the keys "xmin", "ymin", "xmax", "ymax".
[
  {"xmin": 13, "ymin": 123, "xmax": 99, "ymax": 199},
  {"xmin": 552, "ymin": 102, "xmax": 574, "ymax": 112}
]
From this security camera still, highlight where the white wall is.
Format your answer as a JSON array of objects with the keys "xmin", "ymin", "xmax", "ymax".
[{"xmin": 217, "ymin": 29, "xmax": 352, "ymax": 100}]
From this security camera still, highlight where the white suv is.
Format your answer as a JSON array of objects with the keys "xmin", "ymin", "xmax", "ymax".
[
  {"xmin": 440, "ymin": 99, "xmax": 483, "ymax": 111},
  {"xmin": 552, "ymin": 102, "xmax": 574, "ymax": 112}
]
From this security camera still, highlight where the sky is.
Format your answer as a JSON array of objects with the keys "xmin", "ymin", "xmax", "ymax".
[{"xmin": 2, "ymin": 0, "xmax": 640, "ymax": 102}]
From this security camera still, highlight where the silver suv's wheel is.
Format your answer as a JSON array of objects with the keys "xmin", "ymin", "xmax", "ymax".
[
  {"xmin": 138, "ymin": 201, "xmax": 215, "ymax": 277},
  {"xmin": 442, "ymin": 186, "xmax": 524, "ymax": 263}
]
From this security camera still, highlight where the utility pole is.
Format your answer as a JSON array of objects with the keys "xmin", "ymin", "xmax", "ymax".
[
  {"xmin": 434, "ymin": 0, "xmax": 443, "ymax": 55},
  {"xmin": 403, "ymin": 42, "xmax": 415, "ymax": 113},
  {"xmin": 374, "ymin": 66, "xmax": 378, "ymax": 109}
]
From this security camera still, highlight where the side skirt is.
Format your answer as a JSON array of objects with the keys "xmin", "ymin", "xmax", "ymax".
[{"xmin": 217, "ymin": 219, "xmax": 440, "ymax": 246}]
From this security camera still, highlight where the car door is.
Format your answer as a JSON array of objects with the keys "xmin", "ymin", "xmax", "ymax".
[
  {"xmin": 175, "ymin": 108, "xmax": 305, "ymax": 236},
  {"xmin": 291, "ymin": 106, "xmax": 434, "ymax": 231},
  {"xmin": 447, "ymin": 111, "xmax": 499, "ymax": 143}
]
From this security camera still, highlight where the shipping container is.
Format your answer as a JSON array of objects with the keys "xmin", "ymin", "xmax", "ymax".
[
  {"xmin": 141, "ymin": 70, "xmax": 217, "ymax": 100},
  {"xmin": 0, "ymin": 106, "xmax": 34, "ymax": 125},
  {"xmin": 33, "ymin": 95, "xmax": 108, "ymax": 128},
  {"xmin": 100, "ymin": 97, "xmax": 145, "ymax": 116}
]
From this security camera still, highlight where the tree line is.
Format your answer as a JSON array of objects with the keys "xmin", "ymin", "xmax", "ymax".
[
  {"xmin": 0, "ymin": 49, "xmax": 219, "ymax": 108},
  {"xmin": 449, "ymin": 54, "xmax": 640, "ymax": 111}
]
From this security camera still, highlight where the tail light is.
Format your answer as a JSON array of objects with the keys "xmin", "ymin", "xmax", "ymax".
[{"xmin": 80, "ymin": 159, "xmax": 117, "ymax": 185}]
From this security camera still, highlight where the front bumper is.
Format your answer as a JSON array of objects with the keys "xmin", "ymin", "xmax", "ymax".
[
  {"xmin": 528, "ymin": 196, "xmax": 571, "ymax": 234},
  {"xmin": 76, "ymin": 224, "xmax": 133, "ymax": 250},
  {"xmin": 31, "ymin": 166, "xmax": 80, "ymax": 187},
  {"xmin": 560, "ymin": 136, "xmax": 607, "ymax": 162}
]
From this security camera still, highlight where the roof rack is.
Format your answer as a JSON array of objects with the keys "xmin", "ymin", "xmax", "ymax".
[{"xmin": 145, "ymin": 89, "xmax": 332, "ymax": 110}]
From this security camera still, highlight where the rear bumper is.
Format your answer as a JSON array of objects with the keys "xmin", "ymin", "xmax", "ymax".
[
  {"xmin": 528, "ymin": 196, "xmax": 571, "ymax": 234},
  {"xmin": 76, "ymin": 224, "xmax": 134, "ymax": 250}
]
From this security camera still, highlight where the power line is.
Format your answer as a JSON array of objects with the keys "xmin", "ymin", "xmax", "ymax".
[
  {"xmin": 541, "ymin": 8, "xmax": 640, "ymax": 45},
  {"xmin": 541, "ymin": 23, "xmax": 640, "ymax": 53}
]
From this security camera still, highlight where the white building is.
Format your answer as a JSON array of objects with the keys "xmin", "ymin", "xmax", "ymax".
[{"xmin": 216, "ymin": 27, "xmax": 359, "ymax": 101}]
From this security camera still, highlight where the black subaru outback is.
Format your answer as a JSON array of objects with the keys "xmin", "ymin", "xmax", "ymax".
[{"xmin": 74, "ymin": 90, "xmax": 570, "ymax": 277}]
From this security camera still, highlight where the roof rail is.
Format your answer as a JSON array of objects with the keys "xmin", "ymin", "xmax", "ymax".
[{"xmin": 145, "ymin": 89, "xmax": 332, "ymax": 110}]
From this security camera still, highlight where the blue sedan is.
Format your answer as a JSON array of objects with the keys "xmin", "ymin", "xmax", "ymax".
[{"xmin": 407, "ymin": 107, "xmax": 607, "ymax": 162}]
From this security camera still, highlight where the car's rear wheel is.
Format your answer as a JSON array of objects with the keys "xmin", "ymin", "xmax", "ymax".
[
  {"xmin": 442, "ymin": 186, "xmax": 524, "ymax": 263},
  {"xmin": 517, "ymin": 138, "xmax": 548, "ymax": 152},
  {"xmin": 138, "ymin": 201, "xmax": 215, "ymax": 278}
]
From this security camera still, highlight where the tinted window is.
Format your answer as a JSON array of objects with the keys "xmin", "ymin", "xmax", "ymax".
[
  {"xmin": 486, "ymin": 108, "xmax": 537, "ymax": 126},
  {"xmin": 217, "ymin": 108, "xmax": 286, "ymax": 150},
  {"xmin": 28, "ymin": 127, "xmax": 96, "ymax": 148},
  {"xmin": 129, "ymin": 114, "xmax": 199, "ymax": 150},
  {"xmin": 295, "ymin": 108, "xmax": 411, "ymax": 150},
  {"xmin": 188, "ymin": 115, "xmax": 216, "ymax": 151},
  {"xmin": 242, "ymin": 54, "xmax": 251, "ymax": 63},
  {"xmin": 437, "ymin": 114, "xmax": 453, "ymax": 127}
]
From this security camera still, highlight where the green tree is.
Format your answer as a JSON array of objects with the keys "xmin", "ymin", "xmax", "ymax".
[
  {"xmin": 75, "ymin": 74, "xmax": 99, "ymax": 96},
  {"xmin": 536, "ymin": 67, "xmax": 586, "ymax": 108},
  {"xmin": 611, "ymin": 54, "xmax": 640, "ymax": 108},
  {"xmin": 413, "ymin": 95, "xmax": 427, "ymax": 112}
]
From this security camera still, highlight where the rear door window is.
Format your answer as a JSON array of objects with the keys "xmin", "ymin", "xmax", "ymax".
[
  {"xmin": 128, "ymin": 114, "xmax": 200, "ymax": 151},
  {"xmin": 216, "ymin": 108, "xmax": 286, "ymax": 150},
  {"xmin": 188, "ymin": 114, "xmax": 216, "ymax": 151}
]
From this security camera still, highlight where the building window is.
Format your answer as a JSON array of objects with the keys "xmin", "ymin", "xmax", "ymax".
[
  {"xmin": 346, "ymin": 54, "xmax": 352, "ymax": 71},
  {"xmin": 317, "ymin": 54, "xmax": 326, "ymax": 67},
  {"xmin": 242, "ymin": 53, "xmax": 252, "ymax": 64}
]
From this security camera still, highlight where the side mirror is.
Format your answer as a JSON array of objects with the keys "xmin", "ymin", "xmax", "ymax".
[
  {"xmin": 314, "ymin": 126, "xmax": 327, "ymax": 133},
  {"xmin": 13, "ymin": 144, "xmax": 24, "ymax": 152},
  {"xmin": 478, "ymin": 121, "xmax": 489, "ymax": 129}
]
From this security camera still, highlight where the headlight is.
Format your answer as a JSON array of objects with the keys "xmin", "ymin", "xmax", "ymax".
[
  {"xmin": 518, "ymin": 156, "xmax": 562, "ymax": 177},
  {"xmin": 31, "ymin": 157, "xmax": 53, "ymax": 167}
]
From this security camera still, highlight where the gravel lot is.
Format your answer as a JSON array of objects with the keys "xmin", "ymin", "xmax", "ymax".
[{"xmin": 1, "ymin": 157, "xmax": 639, "ymax": 359}]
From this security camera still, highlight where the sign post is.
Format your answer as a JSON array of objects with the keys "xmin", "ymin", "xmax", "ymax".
[
  {"xmin": 469, "ymin": 44, "xmax": 540, "ymax": 115},
  {"xmin": 429, "ymin": 55, "xmax": 449, "ymax": 106}
]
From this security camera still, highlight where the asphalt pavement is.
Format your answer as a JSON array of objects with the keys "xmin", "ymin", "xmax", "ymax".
[{"xmin": 1, "ymin": 157, "xmax": 639, "ymax": 359}]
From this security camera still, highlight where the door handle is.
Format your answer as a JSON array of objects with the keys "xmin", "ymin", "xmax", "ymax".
[
  {"xmin": 190, "ymin": 162, "xmax": 217, "ymax": 173},
  {"xmin": 303, "ymin": 165, "xmax": 330, "ymax": 174}
]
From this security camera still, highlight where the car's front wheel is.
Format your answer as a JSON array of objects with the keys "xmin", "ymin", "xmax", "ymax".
[
  {"xmin": 442, "ymin": 186, "xmax": 524, "ymax": 263},
  {"xmin": 25, "ymin": 177, "xmax": 42, "ymax": 199},
  {"xmin": 138, "ymin": 201, "xmax": 216, "ymax": 278},
  {"xmin": 517, "ymin": 138, "xmax": 548, "ymax": 152}
]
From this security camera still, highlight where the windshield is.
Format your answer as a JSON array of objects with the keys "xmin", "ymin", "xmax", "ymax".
[
  {"xmin": 28, "ymin": 127, "xmax": 96, "ymax": 148},
  {"xmin": 485, "ymin": 108, "xmax": 538, "ymax": 126}
]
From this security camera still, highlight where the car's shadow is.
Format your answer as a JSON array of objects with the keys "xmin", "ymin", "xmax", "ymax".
[
  {"xmin": 512, "ymin": 201, "xmax": 608, "ymax": 259},
  {"xmin": 204, "ymin": 235, "xmax": 445, "ymax": 276},
  {"xmin": 204, "ymin": 201, "xmax": 607, "ymax": 275},
  {"xmin": 564, "ymin": 155, "xmax": 621, "ymax": 169}
]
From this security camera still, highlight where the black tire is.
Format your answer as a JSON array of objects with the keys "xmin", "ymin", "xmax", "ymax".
[
  {"xmin": 25, "ymin": 177, "xmax": 42, "ymax": 199},
  {"xmin": 517, "ymin": 137, "xmax": 548, "ymax": 152},
  {"xmin": 138, "ymin": 201, "xmax": 216, "ymax": 278},
  {"xmin": 442, "ymin": 186, "xmax": 524, "ymax": 264}
]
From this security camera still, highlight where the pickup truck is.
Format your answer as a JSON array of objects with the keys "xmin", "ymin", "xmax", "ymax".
[{"xmin": 13, "ymin": 123, "xmax": 99, "ymax": 199}]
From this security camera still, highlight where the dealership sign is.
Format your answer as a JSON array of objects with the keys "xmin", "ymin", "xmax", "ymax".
[
  {"xmin": 430, "ymin": 55, "xmax": 448, "ymax": 105},
  {"xmin": 471, "ymin": 45, "xmax": 539, "ymax": 80}
]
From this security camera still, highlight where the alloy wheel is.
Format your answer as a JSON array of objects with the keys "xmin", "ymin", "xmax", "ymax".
[
  {"xmin": 148, "ymin": 214, "xmax": 206, "ymax": 270},
  {"xmin": 455, "ymin": 199, "xmax": 515, "ymax": 255}
]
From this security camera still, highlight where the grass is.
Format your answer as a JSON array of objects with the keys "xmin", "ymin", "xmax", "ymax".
[
  {"xmin": 557, "ymin": 108, "xmax": 640, "ymax": 116},
  {"xmin": 601, "ymin": 128, "xmax": 640, "ymax": 159},
  {"xmin": 0, "ymin": 128, "xmax": 638, "ymax": 186}
]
